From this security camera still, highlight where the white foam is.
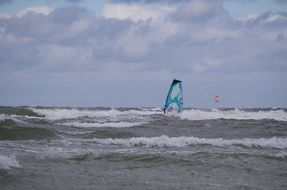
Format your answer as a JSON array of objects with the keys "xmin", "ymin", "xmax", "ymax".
[
  {"xmin": 59, "ymin": 121, "xmax": 146, "ymax": 128},
  {"xmin": 0, "ymin": 114, "xmax": 30, "ymax": 124},
  {"xmin": 0, "ymin": 155, "xmax": 22, "ymax": 170},
  {"xmin": 31, "ymin": 108, "xmax": 102, "ymax": 120},
  {"xmin": 92, "ymin": 135, "xmax": 287, "ymax": 149},
  {"xmin": 274, "ymin": 152, "xmax": 287, "ymax": 158},
  {"xmin": 179, "ymin": 109, "xmax": 287, "ymax": 121},
  {"xmin": 31, "ymin": 108, "xmax": 159, "ymax": 120},
  {"xmin": 141, "ymin": 107, "xmax": 162, "ymax": 111},
  {"xmin": 0, "ymin": 114, "xmax": 11, "ymax": 121},
  {"xmin": 31, "ymin": 107, "xmax": 287, "ymax": 121}
]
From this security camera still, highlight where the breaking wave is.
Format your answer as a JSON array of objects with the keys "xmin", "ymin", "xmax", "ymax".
[
  {"xmin": 59, "ymin": 121, "xmax": 147, "ymax": 128},
  {"xmin": 92, "ymin": 135, "xmax": 287, "ymax": 149},
  {"xmin": 0, "ymin": 106, "xmax": 43, "ymax": 117},
  {"xmin": 0, "ymin": 114, "xmax": 16, "ymax": 123},
  {"xmin": 31, "ymin": 107, "xmax": 158, "ymax": 120},
  {"xmin": 30, "ymin": 107, "xmax": 287, "ymax": 121},
  {"xmin": 180, "ymin": 109, "xmax": 287, "ymax": 121},
  {"xmin": 0, "ymin": 155, "xmax": 21, "ymax": 170}
]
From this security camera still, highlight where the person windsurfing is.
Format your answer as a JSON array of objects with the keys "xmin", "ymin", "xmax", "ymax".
[{"xmin": 163, "ymin": 79, "xmax": 183, "ymax": 114}]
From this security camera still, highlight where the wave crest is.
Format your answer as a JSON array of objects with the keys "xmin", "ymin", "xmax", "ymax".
[
  {"xmin": 180, "ymin": 109, "xmax": 287, "ymax": 121},
  {"xmin": 92, "ymin": 135, "xmax": 287, "ymax": 149},
  {"xmin": 0, "ymin": 155, "xmax": 21, "ymax": 170},
  {"xmin": 30, "ymin": 107, "xmax": 287, "ymax": 121}
]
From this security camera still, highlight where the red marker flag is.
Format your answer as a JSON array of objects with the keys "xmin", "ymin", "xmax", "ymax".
[{"xmin": 214, "ymin": 96, "xmax": 220, "ymax": 103}]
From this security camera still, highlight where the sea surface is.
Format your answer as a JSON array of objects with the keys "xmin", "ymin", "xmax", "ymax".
[{"xmin": 1, "ymin": 106, "xmax": 287, "ymax": 190}]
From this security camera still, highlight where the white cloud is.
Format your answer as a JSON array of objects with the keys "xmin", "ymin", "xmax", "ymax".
[
  {"xmin": 234, "ymin": 14, "xmax": 258, "ymax": 22},
  {"xmin": 0, "ymin": 11, "xmax": 11, "ymax": 18},
  {"xmin": 265, "ymin": 13, "xmax": 287, "ymax": 22},
  {"xmin": 17, "ymin": 6, "xmax": 53, "ymax": 17},
  {"xmin": 101, "ymin": 3, "xmax": 175, "ymax": 22},
  {"xmin": 68, "ymin": 18, "xmax": 91, "ymax": 37},
  {"xmin": 172, "ymin": 0, "xmax": 223, "ymax": 21},
  {"xmin": 182, "ymin": 0, "xmax": 218, "ymax": 17},
  {"xmin": 38, "ymin": 45, "xmax": 93, "ymax": 66}
]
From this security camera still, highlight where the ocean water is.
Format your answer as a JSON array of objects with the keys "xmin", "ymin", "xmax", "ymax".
[{"xmin": 0, "ymin": 106, "xmax": 287, "ymax": 190}]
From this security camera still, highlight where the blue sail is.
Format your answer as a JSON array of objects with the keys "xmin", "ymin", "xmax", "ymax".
[{"xmin": 164, "ymin": 79, "xmax": 183, "ymax": 113}]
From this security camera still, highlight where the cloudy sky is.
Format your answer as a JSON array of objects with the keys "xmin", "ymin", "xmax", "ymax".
[{"xmin": 0, "ymin": 0, "xmax": 286, "ymax": 107}]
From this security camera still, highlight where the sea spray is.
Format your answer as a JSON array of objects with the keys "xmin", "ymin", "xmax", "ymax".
[{"xmin": 0, "ymin": 155, "xmax": 21, "ymax": 170}]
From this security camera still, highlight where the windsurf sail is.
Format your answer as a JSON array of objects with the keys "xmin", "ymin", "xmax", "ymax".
[{"xmin": 164, "ymin": 79, "xmax": 183, "ymax": 113}]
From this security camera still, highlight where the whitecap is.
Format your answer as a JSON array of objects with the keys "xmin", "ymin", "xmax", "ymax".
[
  {"xmin": 59, "ymin": 121, "xmax": 146, "ymax": 128},
  {"xmin": 0, "ymin": 155, "xmax": 22, "ymax": 170},
  {"xmin": 179, "ymin": 109, "xmax": 287, "ymax": 121},
  {"xmin": 31, "ymin": 108, "xmax": 159, "ymax": 120},
  {"xmin": 91, "ymin": 135, "xmax": 287, "ymax": 149}
]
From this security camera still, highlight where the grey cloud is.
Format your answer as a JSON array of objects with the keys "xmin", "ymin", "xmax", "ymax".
[
  {"xmin": 0, "ymin": 0, "xmax": 13, "ymax": 5},
  {"xmin": 255, "ymin": 50, "xmax": 287, "ymax": 66},
  {"xmin": 276, "ymin": 33, "xmax": 285, "ymax": 42},
  {"xmin": 65, "ymin": 0, "xmax": 83, "ymax": 3},
  {"xmin": 245, "ymin": 11, "xmax": 287, "ymax": 29},
  {"xmin": 0, "ymin": 37, "xmax": 41, "ymax": 71},
  {"xmin": 110, "ymin": 0, "xmax": 255, "ymax": 4},
  {"xmin": 170, "ymin": 0, "xmax": 226, "ymax": 23},
  {"xmin": 50, "ymin": 6, "xmax": 89, "ymax": 23},
  {"xmin": 0, "ymin": 6, "xmax": 91, "ymax": 44},
  {"xmin": 0, "ymin": 6, "xmax": 134, "ymax": 72},
  {"xmin": 0, "ymin": 4, "xmax": 287, "ymax": 76},
  {"xmin": 110, "ymin": 0, "xmax": 191, "ymax": 4},
  {"xmin": 1, "ymin": 6, "xmax": 90, "ymax": 39},
  {"xmin": 45, "ymin": 0, "xmax": 84, "ymax": 4},
  {"xmin": 142, "ymin": 10, "xmax": 287, "ymax": 75},
  {"xmin": 274, "ymin": 0, "xmax": 287, "ymax": 3},
  {"xmin": 224, "ymin": 0, "xmax": 258, "ymax": 2}
]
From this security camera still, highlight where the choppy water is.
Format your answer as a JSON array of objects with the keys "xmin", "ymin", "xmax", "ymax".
[{"xmin": 0, "ymin": 106, "xmax": 287, "ymax": 190}]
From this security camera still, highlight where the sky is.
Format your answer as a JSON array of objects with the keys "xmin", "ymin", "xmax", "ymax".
[{"xmin": 0, "ymin": 0, "xmax": 286, "ymax": 108}]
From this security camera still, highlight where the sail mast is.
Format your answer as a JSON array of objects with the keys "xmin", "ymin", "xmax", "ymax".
[{"xmin": 164, "ymin": 79, "xmax": 183, "ymax": 113}]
